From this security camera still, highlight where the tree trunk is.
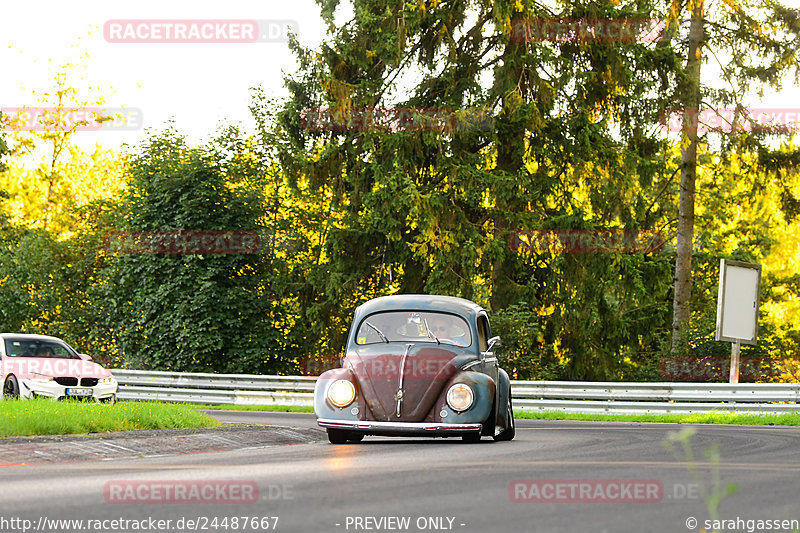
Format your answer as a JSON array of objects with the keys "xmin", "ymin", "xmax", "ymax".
[
  {"xmin": 490, "ymin": 38, "xmax": 526, "ymax": 312},
  {"xmin": 671, "ymin": 0, "xmax": 705, "ymax": 354}
]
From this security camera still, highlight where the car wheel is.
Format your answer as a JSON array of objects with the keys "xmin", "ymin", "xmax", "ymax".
[
  {"xmin": 100, "ymin": 394, "xmax": 117, "ymax": 404},
  {"xmin": 461, "ymin": 431, "xmax": 482, "ymax": 443},
  {"xmin": 3, "ymin": 375, "xmax": 20, "ymax": 399},
  {"xmin": 493, "ymin": 394, "xmax": 515, "ymax": 442},
  {"xmin": 327, "ymin": 429, "xmax": 351, "ymax": 444},
  {"xmin": 348, "ymin": 433, "xmax": 364, "ymax": 442}
]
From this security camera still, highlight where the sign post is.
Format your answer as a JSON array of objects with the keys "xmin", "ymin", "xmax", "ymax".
[
  {"xmin": 729, "ymin": 340, "xmax": 741, "ymax": 384},
  {"xmin": 715, "ymin": 259, "xmax": 761, "ymax": 384}
]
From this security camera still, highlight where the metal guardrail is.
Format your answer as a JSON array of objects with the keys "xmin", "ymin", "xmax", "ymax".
[
  {"xmin": 112, "ymin": 370, "xmax": 315, "ymax": 406},
  {"xmin": 511, "ymin": 381, "xmax": 800, "ymax": 415},
  {"xmin": 111, "ymin": 370, "xmax": 800, "ymax": 414}
]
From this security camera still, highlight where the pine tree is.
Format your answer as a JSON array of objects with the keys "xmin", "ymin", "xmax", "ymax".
[{"xmin": 276, "ymin": 0, "xmax": 682, "ymax": 378}]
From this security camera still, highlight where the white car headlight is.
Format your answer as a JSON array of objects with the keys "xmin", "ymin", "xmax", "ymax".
[
  {"xmin": 30, "ymin": 376, "xmax": 53, "ymax": 383},
  {"xmin": 446, "ymin": 383, "xmax": 474, "ymax": 412},
  {"xmin": 99, "ymin": 377, "xmax": 115, "ymax": 384},
  {"xmin": 327, "ymin": 379, "xmax": 356, "ymax": 408}
]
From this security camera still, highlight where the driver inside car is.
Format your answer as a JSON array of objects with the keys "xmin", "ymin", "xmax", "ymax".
[
  {"xmin": 35, "ymin": 346, "xmax": 54, "ymax": 358},
  {"xmin": 428, "ymin": 317, "xmax": 468, "ymax": 347}
]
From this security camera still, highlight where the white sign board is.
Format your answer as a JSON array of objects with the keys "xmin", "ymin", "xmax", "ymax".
[{"xmin": 715, "ymin": 259, "xmax": 761, "ymax": 345}]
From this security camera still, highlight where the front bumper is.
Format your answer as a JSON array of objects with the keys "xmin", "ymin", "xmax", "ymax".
[
  {"xmin": 317, "ymin": 418, "xmax": 482, "ymax": 437},
  {"xmin": 19, "ymin": 379, "xmax": 118, "ymax": 400}
]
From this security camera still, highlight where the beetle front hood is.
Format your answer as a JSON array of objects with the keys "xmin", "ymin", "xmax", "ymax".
[{"xmin": 345, "ymin": 344, "xmax": 477, "ymax": 422}]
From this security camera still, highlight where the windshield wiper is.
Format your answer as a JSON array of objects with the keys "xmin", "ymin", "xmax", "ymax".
[
  {"xmin": 365, "ymin": 321, "xmax": 389, "ymax": 343},
  {"xmin": 423, "ymin": 319, "xmax": 440, "ymax": 344}
]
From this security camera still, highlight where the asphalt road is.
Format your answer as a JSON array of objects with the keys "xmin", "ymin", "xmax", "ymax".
[{"xmin": 1, "ymin": 411, "xmax": 799, "ymax": 533}]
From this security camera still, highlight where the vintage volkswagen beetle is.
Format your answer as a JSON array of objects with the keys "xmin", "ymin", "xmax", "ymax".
[{"xmin": 315, "ymin": 295, "xmax": 515, "ymax": 443}]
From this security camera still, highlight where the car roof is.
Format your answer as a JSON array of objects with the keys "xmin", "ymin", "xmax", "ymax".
[
  {"xmin": 353, "ymin": 294, "xmax": 485, "ymax": 322},
  {"xmin": 0, "ymin": 333, "xmax": 67, "ymax": 343}
]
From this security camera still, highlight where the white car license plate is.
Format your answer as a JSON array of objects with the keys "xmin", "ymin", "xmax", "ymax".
[{"xmin": 66, "ymin": 388, "xmax": 93, "ymax": 397}]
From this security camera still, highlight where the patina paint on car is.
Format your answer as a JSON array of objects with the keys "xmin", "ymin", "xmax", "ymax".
[
  {"xmin": 349, "ymin": 344, "xmax": 470, "ymax": 422},
  {"xmin": 433, "ymin": 371, "xmax": 494, "ymax": 425},
  {"xmin": 315, "ymin": 294, "xmax": 515, "ymax": 443}
]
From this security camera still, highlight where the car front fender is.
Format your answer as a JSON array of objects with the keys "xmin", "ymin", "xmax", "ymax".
[
  {"xmin": 314, "ymin": 368, "xmax": 362, "ymax": 421},
  {"xmin": 494, "ymin": 368, "xmax": 512, "ymax": 434},
  {"xmin": 434, "ymin": 371, "xmax": 495, "ymax": 425}
]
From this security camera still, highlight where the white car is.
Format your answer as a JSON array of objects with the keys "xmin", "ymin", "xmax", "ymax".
[{"xmin": 0, "ymin": 334, "xmax": 117, "ymax": 402}]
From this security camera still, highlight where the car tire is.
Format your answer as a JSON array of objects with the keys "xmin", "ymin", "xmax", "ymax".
[
  {"xmin": 461, "ymin": 431, "xmax": 482, "ymax": 443},
  {"xmin": 348, "ymin": 433, "xmax": 364, "ymax": 442},
  {"xmin": 327, "ymin": 429, "xmax": 352, "ymax": 444},
  {"xmin": 493, "ymin": 394, "xmax": 515, "ymax": 442},
  {"xmin": 3, "ymin": 375, "xmax": 20, "ymax": 399},
  {"xmin": 482, "ymin": 398, "xmax": 497, "ymax": 437},
  {"xmin": 100, "ymin": 394, "xmax": 117, "ymax": 404}
]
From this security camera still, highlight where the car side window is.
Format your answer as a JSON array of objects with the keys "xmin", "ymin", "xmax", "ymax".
[
  {"xmin": 52, "ymin": 344, "xmax": 73, "ymax": 358},
  {"xmin": 477, "ymin": 315, "xmax": 489, "ymax": 352}
]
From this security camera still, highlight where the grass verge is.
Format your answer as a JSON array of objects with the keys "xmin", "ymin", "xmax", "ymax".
[
  {"xmin": 0, "ymin": 398, "xmax": 219, "ymax": 437},
  {"xmin": 194, "ymin": 403, "xmax": 800, "ymax": 426},
  {"xmin": 513, "ymin": 410, "xmax": 800, "ymax": 426},
  {"xmin": 194, "ymin": 403, "xmax": 314, "ymax": 413}
]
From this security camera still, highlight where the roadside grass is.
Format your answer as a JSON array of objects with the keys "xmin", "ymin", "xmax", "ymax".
[
  {"xmin": 513, "ymin": 410, "xmax": 800, "ymax": 426},
  {"xmin": 0, "ymin": 398, "xmax": 219, "ymax": 437},
  {"xmin": 194, "ymin": 403, "xmax": 800, "ymax": 426},
  {"xmin": 8, "ymin": 398, "xmax": 792, "ymax": 436}
]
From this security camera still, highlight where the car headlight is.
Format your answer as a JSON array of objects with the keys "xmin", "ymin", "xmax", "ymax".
[
  {"xmin": 327, "ymin": 379, "xmax": 356, "ymax": 408},
  {"xmin": 30, "ymin": 376, "xmax": 53, "ymax": 383},
  {"xmin": 99, "ymin": 377, "xmax": 115, "ymax": 384},
  {"xmin": 446, "ymin": 383, "xmax": 474, "ymax": 412}
]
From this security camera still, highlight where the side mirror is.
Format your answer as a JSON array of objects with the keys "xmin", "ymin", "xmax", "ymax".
[
  {"xmin": 487, "ymin": 336, "xmax": 501, "ymax": 352},
  {"xmin": 78, "ymin": 353, "xmax": 92, "ymax": 361}
]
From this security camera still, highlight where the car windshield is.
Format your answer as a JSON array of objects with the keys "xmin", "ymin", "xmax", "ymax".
[
  {"xmin": 355, "ymin": 311, "xmax": 472, "ymax": 347},
  {"xmin": 3, "ymin": 339, "xmax": 80, "ymax": 359}
]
